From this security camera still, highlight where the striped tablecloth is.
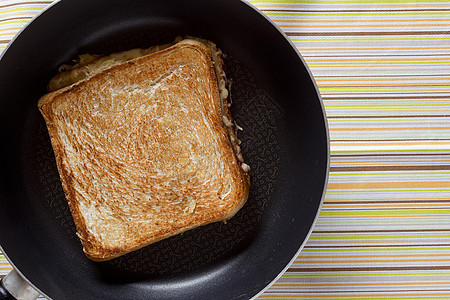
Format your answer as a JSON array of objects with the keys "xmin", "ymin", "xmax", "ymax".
[{"xmin": 1, "ymin": 0, "xmax": 449, "ymax": 299}]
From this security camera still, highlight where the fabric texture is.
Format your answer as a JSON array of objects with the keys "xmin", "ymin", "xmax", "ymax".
[{"xmin": 1, "ymin": 0, "xmax": 449, "ymax": 298}]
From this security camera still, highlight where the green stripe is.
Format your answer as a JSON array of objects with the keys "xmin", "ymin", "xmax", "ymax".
[
  {"xmin": 0, "ymin": 19, "xmax": 30, "ymax": 26},
  {"xmin": 309, "ymin": 234, "xmax": 450, "ymax": 239},
  {"xmin": 0, "ymin": 7, "xmax": 46, "ymax": 14}
]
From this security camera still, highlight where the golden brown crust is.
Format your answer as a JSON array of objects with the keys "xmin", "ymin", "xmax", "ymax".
[
  {"xmin": 38, "ymin": 39, "xmax": 250, "ymax": 261},
  {"xmin": 46, "ymin": 41, "xmax": 178, "ymax": 93}
]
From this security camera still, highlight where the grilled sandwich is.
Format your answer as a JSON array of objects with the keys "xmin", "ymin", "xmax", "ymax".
[{"xmin": 38, "ymin": 38, "xmax": 250, "ymax": 261}]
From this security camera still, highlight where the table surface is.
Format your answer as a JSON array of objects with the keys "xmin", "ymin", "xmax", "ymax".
[{"xmin": 1, "ymin": 0, "xmax": 449, "ymax": 299}]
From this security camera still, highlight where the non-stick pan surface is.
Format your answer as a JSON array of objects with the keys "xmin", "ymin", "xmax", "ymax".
[{"xmin": 0, "ymin": 0, "xmax": 329, "ymax": 299}]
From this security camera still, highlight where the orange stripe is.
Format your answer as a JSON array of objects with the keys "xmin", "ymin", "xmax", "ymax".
[{"xmin": 0, "ymin": 27, "xmax": 22, "ymax": 32}]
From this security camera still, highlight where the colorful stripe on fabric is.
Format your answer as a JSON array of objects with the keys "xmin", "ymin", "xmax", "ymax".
[
  {"xmin": 1, "ymin": 0, "xmax": 450, "ymax": 299},
  {"xmin": 248, "ymin": 0, "xmax": 450, "ymax": 298}
]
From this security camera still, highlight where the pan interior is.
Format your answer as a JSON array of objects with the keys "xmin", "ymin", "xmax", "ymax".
[{"xmin": 0, "ymin": 0, "xmax": 328, "ymax": 299}]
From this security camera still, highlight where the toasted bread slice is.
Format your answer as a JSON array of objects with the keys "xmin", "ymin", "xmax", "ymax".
[{"xmin": 38, "ymin": 38, "xmax": 250, "ymax": 261}]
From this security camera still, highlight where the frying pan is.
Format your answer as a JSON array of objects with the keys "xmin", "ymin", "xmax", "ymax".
[{"xmin": 0, "ymin": 0, "xmax": 329, "ymax": 299}]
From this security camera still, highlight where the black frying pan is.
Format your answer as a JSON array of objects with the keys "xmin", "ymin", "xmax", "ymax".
[{"xmin": 0, "ymin": 0, "xmax": 329, "ymax": 299}]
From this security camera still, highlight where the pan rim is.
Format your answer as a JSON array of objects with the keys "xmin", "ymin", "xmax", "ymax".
[
  {"xmin": 0, "ymin": 2, "xmax": 61, "ymax": 299},
  {"xmin": 0, "ymin": 0, "xmax": 330, "ymax": 299},
  {"xmin": 240, "ymin": 1, "xmax": 330, "ymax": 299}
]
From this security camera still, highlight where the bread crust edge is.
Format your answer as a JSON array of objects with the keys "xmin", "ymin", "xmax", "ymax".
[{"xmin": 38, "ymin": 39, "xmax": 250, "ymax": 262}]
